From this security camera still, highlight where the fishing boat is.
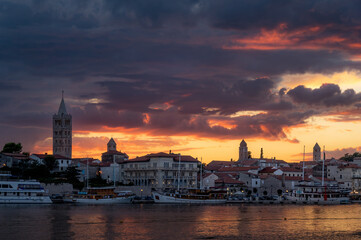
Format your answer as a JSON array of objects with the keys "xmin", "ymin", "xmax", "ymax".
[
  {"xmin": 0, "ymin": 172, "xmax": 52, "ymax": 204},
  {"xmin": 152, "ymin": 189, "xmax": 227, "ymax": 204},
  {"xmin": 63, "ymin": 187, "xmax": 135, "ymax": 204}
]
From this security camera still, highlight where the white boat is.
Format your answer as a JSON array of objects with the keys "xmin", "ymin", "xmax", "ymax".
[
  {"xmin": 285, "ymin": 183, "xmax": 350, "ymax": 205},
  {"xmin": 0, "ymin": 178, "xmax": 52, "ymax": 204},
  {"xmin": 152, "ymin": 190, "xmax": 227, "ymax": 204},
  {"xmin": 63, "ymin": 187, "xmax": 135, "ymax": 204}
]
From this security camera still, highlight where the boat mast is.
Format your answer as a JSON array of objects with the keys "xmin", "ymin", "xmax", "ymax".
[
  {"xmin": 302, "ymin": 145, "xmax": 305, "ymax": 181},
  {"xmin": 113, "ymin": 155, "xmax": 115, "ymax": 188},
  {"xmin": 200, "ymin": 157, "xmax": 203, "ymax": 189},
  {"xmin": 177, "ymin": 154, "xmax": 181, "ymax": 191},
  {"xmin": 86, "ymin": 158, "xmax": 89, "ymax": 189},
  {"xmin": 322, "ymin": 146, "xmax": 325, "ymax": 187}
]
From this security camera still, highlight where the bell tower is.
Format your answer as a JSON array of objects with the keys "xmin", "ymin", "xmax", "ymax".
[
  {"xmin": 238, "ymin": 139, "xmax": 248, "ymax": 161},
  {"xmin": 53, "ymin": 91, "xmax": 72, "ymax": 158}
]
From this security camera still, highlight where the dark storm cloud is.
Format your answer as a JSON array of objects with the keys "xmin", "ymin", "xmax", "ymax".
[
  {"xmin": 2, "ymin": 0, "xmax": 361, "ymax": 151},
  {"xmin": 144, "ymin": 107, "xmax": 314, "ymax": 141},
  {"xmin": 98, "ymin": 77, "xmax": 279, "ymax": 115},
  {"xmin": 287, "ymin": 84, "xmax": 361, "ymax": 107},
  {"xmin": 71, "ymin": 104, "xmax": 145, "ymax": 130}
]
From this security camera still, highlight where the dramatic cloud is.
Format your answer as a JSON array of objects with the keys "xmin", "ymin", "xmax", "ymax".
[
  {"xmin": 1, "ymin": 0, "xmax": 361, "ymax": 160},
  {"xmin": 287, "ymin": 84, "xmax": 361, "ymax": 107}
]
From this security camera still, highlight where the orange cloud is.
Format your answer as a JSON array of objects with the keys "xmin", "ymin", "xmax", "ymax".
[
  {"xmin": 208, "ymin": 119, "xmax": 237, "ymax": 129},
  {"xmin": 223, "ymin": 24, "xmax": 351, "ymax": 51}
]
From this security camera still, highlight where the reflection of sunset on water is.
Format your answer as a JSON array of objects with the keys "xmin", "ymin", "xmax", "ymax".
[{"xmin": 2, "ymin": 205, "xmax": 361, "ymax": 239}]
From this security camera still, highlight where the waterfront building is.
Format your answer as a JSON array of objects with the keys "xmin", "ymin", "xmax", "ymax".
[
  {"xmin": 71, "ymin": 158, "xmax": 100, "ymax": 182},
  {"xmin": 30, "ymin": 153, "xmax": 72, "ymax": 172},
  {"xmin": 121, "ymin": 152, "xmax": 199, "ymax": 190},
  {"xmin": 101, "ymin": 138, "xmax": 128, "ymax": 164},
  {"xmin": 53, "ymin": 92, "xmax": 72, "ymax": 159},
  {"xmin": 327, "ymin": 164, "xmax": 361, "ymax": 190},
  {"xmin": 0, "ymin": 152, "xmax": 30, "ymax": 168},
  {"xmin": 279, "ymin": 167, "xmax": 303, "ymax": 178}
]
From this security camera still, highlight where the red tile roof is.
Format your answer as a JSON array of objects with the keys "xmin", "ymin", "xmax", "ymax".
[
  {"xmin": 127, "ymin": 152, "xmax": 199, "ymax": 163},
  {"xmin": 217, "ymin": 166, "xmax": 258, "ymax": 172},
  {"xmin": 1, "ymin": 153, "xmax": 29, "ymax": 160},
  {"xmin": 239, "ymin": 160, "xmax": 259, "ymax": 166},
  {"xmin": 215, "ymin": 176, "xmax": 244, "ymax": 185},
  {"xmin": 259, "ymin": 167, "xmax": 278, "ymax": 173},
  {"xmin": 280, "ymin": 167, "xmax": 302, "ymax": 172},
  {"xmin": 31, "ymin": 153, "xmax": 71, "ymax": 160}
]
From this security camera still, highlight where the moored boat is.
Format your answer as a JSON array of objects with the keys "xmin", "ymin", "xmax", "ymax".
[
  {"xmin": 285, "ymin": 183, "xmax": 350, "ymax": 205},
  {"xmin": 152, "ymin": 189, "xmax": 227, "ymax": 204},
  {"xmin": 0, "ymin": 179, "xmax": 52, "ymax": 204},
  {"xmin": 63, "ymin": 187, "xmax": 135, "ymax": 204}
]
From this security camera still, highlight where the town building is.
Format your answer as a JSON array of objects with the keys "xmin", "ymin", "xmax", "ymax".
[
  {"xmin": 53, "ymin": 92, "xmax": 72, "ymax": 159},
  {"xmin": 0, "ymin": 152, "xmax": 30, "ymax": 168},
  {"xmin": 30, "ymin": 153, "xmax": 72, "ymax": 172},
  {"xmin": 121, "ymin": 152, "xmax": 199, "ymax": 190},
  {"xmin": 101, "ymin": 138, "xmax": 128, "ymax": 164}
]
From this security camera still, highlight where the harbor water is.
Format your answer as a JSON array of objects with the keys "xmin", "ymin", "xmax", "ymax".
[{"xmin": 1, "ymin": 204, "xmax": 361, "ymax": 239}]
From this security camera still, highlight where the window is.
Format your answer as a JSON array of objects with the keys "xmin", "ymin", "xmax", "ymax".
[
  {"xmin": 164, "ymin": 162, "xmax": 169, "ymax": 168},
  {"xmin": 153, "ymin": 163, "xmax": 157, "ymax": 168}
]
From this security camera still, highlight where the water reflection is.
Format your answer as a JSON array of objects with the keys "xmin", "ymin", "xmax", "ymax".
[{"xmin": 1, "ymin": 204, "xmax": 361, "ymax": 239}]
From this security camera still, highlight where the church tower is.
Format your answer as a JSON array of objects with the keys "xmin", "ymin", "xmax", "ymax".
[
  {"xmin": 107, "ymin": 138, "xmax": 117, "ymax": 151},
  {"xmin": 313, "ymin": 143, "xmax": 321, "ymax": 161},
  {"xmin": 53, "ymin": 92, "xmax": 72, "ymax": 158},
  {"xmin": 238, "ymin": 139, "xmax": 248, "ymax": 161}
]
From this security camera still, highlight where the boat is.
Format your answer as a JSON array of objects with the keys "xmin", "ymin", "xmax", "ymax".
[
  {"xmin": 0, "ymin": 174, "xmax": 52, "ymax": 204},
  {"xmin": 285, "ymin": 183, "xmax": 350, "ymax": 205},
  {"xmin": 63, "ymin": 187, "xmax": 135, "ymax": 204},
  {"xmin": 152, "ymin": 189, "xmax": 227, "ymax": 204},
  {"xmin": 132, "ymin": 196, "xmax": 154, "ymax": 204}
]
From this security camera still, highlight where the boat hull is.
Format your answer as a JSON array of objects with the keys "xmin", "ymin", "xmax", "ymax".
[
  {"xmin": 152, "ymin": 192, "xmax": 227, "ymax": 204},
  {"xmin": 285, "ymin": 195, "xmax": 349, "ymax": 205},
  {"xmin": 0, "ymin": 196, "xmax": 52, "ymax": 204},
  {"xmin": 63, "ymin": 196, "xmax": 134, "ymax": 204}
]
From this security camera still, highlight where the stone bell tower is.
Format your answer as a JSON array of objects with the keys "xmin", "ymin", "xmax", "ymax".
[
  {"xmin": 53, "ymin": 91, "xmax": 72, "ymax": 158},
  {"xmin": 238, "ymin": 139, "xmax": 248, "ymax": 161}
]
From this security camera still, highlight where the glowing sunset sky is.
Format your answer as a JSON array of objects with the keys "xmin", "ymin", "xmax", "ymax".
[{"xmin": 1, "ymin": 1, "xmax": 361, "ymax": 163}]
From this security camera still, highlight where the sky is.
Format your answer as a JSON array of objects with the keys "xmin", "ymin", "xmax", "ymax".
[{"xmin": 1, "ymin": 0, "xmax": 361, "ymax": 163}]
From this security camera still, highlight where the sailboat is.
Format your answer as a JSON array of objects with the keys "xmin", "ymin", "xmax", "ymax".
[
  {"xmin": 152, "ymin": 155, "xmax": 227, "ymax": 204},
  {"xmin": 63, "ymin": 158, "xmax": 135, "ymax": 204}
]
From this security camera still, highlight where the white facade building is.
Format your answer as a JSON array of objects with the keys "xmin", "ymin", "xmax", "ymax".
[{"xmin": 121, "ymin": 152, "xmax": 200, "ymax": 190}]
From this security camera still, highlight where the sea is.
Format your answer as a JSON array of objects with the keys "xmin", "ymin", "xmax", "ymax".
[{"xmin": 1, "ymin": 204, "xmax": 361, "ymax": 240}]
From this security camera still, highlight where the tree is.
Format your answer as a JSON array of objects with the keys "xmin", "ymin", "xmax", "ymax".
[
  {"xmin": 340, "ymin": 152, "xmax": 361, "ymax": 162},
  {"xmin": 23, "ymin": 164, "xmax": 50, "ymax": 179},
  {"xmin": 44, "ymin": 155, "xmax": 58, "ymax": 171},
  {"xmin": 65, "ymin": 166, "xmax": 80, "ymax": 183},
  {"xmin": 2, "ymin": 142, "xmax": 22, "ymax": 153}
]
